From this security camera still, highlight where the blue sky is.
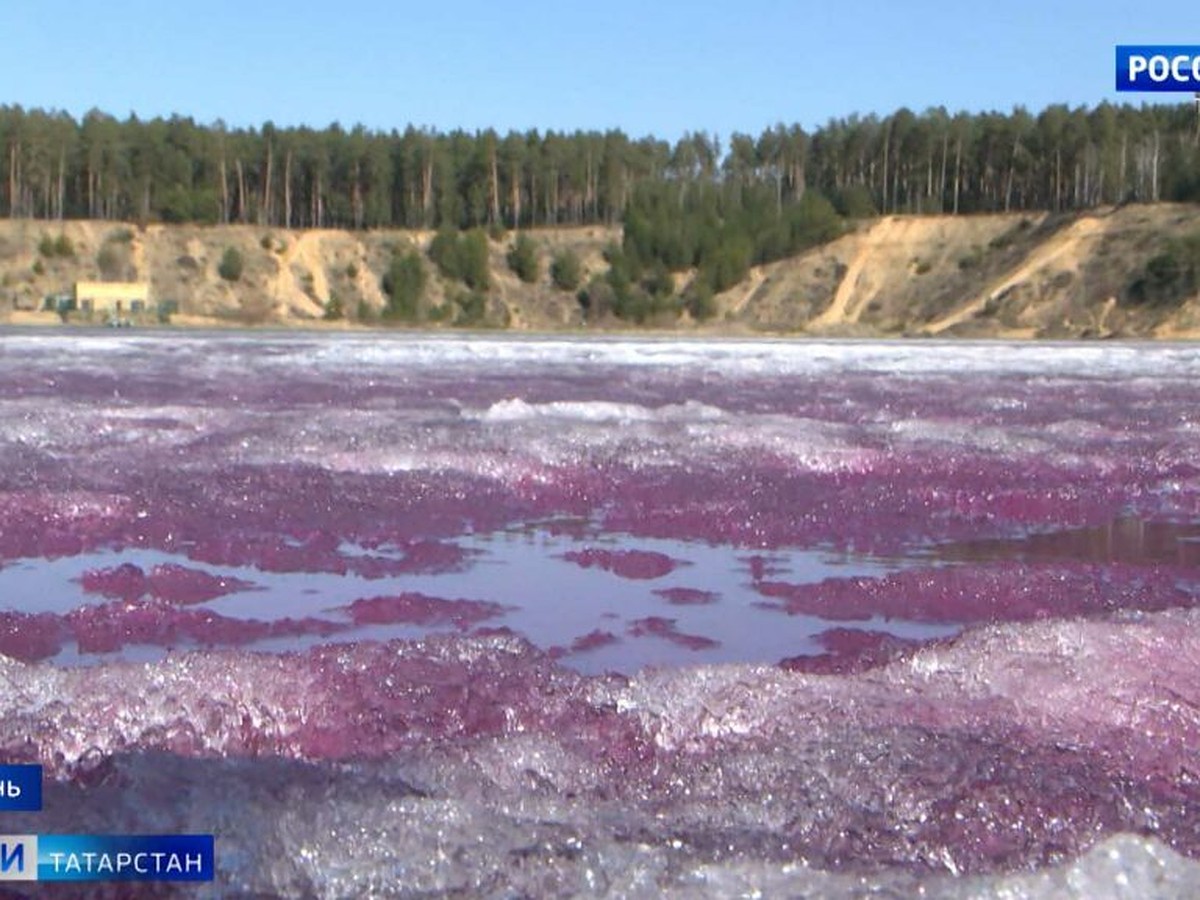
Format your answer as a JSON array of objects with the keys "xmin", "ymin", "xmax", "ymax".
[{"xmin": 2, "ymin": 1, "xmax": 1193, "ymax": 139}]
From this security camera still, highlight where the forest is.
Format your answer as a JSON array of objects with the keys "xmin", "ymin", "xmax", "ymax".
[
  {"xmin": 2, "ymin": 101, "xmax": 1198, "ymax": 320},
  {"xmin": 4, "ymin": 102, "xmax": 1199, "ymax": 231}
]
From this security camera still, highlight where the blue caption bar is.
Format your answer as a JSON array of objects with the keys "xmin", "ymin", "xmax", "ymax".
[
  {"xmin": 0, "ymin": 834, "xmax": 214, "ymax": 882},
  {"xmin": 1117, "ymin": 45, "xmax": 1200, "ymax": 91},
  {"xmin": 0, "ymin": 766, "xmax": 41, "ymax": 812}
]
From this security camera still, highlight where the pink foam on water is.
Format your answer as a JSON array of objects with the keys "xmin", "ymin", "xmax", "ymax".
[
  {"xmin": 177, "ymin": 530, "xmax": 471, "ymax": 581},
  {"xmin": 80, "ymin": 563, "xmax": 258, "ymax": 604},
  {"xmin": 781, "ymin": 627, "xmax": 926, "ymax": 674},
  {"xmin": 0, "ymin": 635, "xmax": 641, "ymax": 769},
  {"xmin": 560, "ymin": 548, "xmax": 680, "ymax": 580},
  {"xmin": 340, "ymin": 593, "xmax": 510, "ymax": 629},
  {"xmin": 0, "ymin": 611, "xmax": 66, "ymax": 663},
  {"xmin": 0, "ymin": 491, "xmax": 131, "ymax": 561},
  {"xmin": 66, "ymin": 601, "xmax": 349, "ymax": 654},
  {"xmin": 1, "ymin": 611, "xmax": 1199, "ymax": 875},
  {"xmin": 147, "ymin": 563, "xmax": 259, "ymax": 604},
  {"xmin": 79, "ymin": 562, "xmax": 147, "ymax": 601}
]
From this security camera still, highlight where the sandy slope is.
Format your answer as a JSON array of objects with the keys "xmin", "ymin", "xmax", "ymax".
[
  {"xmin": 0, "ymin": 207, "xmax": 1196, "ymax": 337},
  {"xmin": 923, "ymin": 214, "xmax": 1108, "ymax": 335},
  {"xmin": 740, "ymin": 204, "xmax": 1199, "ymax": 338},
  {"xmin": 807, "ymin": 217, "xmax": 902, "ymax": 329}
]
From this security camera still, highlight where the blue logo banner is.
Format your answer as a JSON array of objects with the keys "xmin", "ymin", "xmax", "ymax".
[
  {"xmin": 0, "ymin": 766, "xmax": 41, "ymax": 812},
  {"xmin": 1117, "ymin": 46, "xmax": 1200, "ymax": 91},
  {"xmin": 0, "ymin": 835, "xmax": 217, "ymax": 882}
]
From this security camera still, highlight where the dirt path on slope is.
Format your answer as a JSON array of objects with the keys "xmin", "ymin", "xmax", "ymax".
[
  {"xmin": 723, "ymin": 265, "xmax": 767, "ymax": 316},
  {"xmin": 269, "ymin": 232, "xmax": 329, "ymax": 317},
  {"xmin": 806, "ymin": 220, "xmax": 892, "ymax": 330},
  {"xmin": 923, "ymin": 216, "xmax": 1107, "ymax": 335}
]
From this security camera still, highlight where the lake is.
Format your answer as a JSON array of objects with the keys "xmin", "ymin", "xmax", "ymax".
[{"xmin": 0, "ymin": 331, "xmax": 1198, "ymax": 896}]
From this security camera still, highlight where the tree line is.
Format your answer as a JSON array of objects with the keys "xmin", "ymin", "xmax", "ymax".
[{"xmin": 2, "ymin": 102, "xmax": 1198, "ymax": 232}]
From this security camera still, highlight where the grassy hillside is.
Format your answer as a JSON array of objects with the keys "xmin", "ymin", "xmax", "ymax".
[{"xmin": 1, "ymin": 205, "xmax": 1198, "ymax": 338}]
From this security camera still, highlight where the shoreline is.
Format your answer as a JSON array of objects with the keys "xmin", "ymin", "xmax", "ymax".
[
  {"xmin": 3, "ymin": 322, "xmax": 1200, "ymax": 347},
  {"xmin": 2, "ymin": 205, "xmax": 1198, "ymax": 341},
  {"xmin": 3, "ymin": 315, "xmax": 1197, "ymax": 342}
]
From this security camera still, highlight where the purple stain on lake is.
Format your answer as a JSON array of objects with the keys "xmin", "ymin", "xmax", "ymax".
[
  {"xmin": 559, "ymin": 547, "xmax": 682, "ymax": 579},
  {"xmin": 0, "ymin": 332, "xmax": 1199, "ymax": 897}
]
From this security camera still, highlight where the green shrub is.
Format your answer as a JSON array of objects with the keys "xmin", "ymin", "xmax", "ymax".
[
  {"xmin": 641, "ymin": 263, "xmax": 675, "ymax": 299},
  {"xmin": 455, "ymin": 290, "xmax": 487, "ymax": 326},
  {"xmin": 218, "ymin": 247, "xmax": 244, "ymax": 282},
  {"xmin": 576, "ymin": 274, "xmax": 612, "ymax": 320},
  {"xmin": 686, "ymin": 279, "xmax": 717, "ymax": 321},
  {"xmin": 605, "ymin": 261, "xmax": 679, "ymax": 324},
  {"xmin": 788, "ymin": 192, "xmax": 846, "ymax": 249},
  {"xmin": 699, "ymin": 235, "xmax": 752, "ymax": 293},
  {"xmin": 550, "ymin": 249, "xmax": 582, "ymax": 292},
  {"xmin": 958, "ymin": 247, "xmax": 984, "ymax": 270},
  {"xmin": 835, "ymin": 184, "xmax": 878, "ymax": 219},
  {"xmin": 38, "ymin": 234, "xmax": 75, "ymax": 258},
  {"xmin": 431, "ymin": 229, "xmax": 491, "ymax": 291},
  {"xmin": 428, "ymin": 228, "xmax": 462, "ymax": 280},
  {"xmin": 611, "ymin": 288, "xmax": 674, "ymax": 324},
  {"xmin": 323, "ymin": 294, "xmax": 344, "ymax": 320},
  {"xmin": 459, "ymin": 229, "xmax": 491, "ymax": 290},
  {"xmin": 1125, "ymin": 231, "xmax": 1200, "ymax": 307},
  {"xmin": 97, "ymin": 244, "xmax": 124, "ymax": 280},
  {"xmin": 620, "ymin": 183, "xmax": 845, "ymax": 287},
  {"xmin": 506, "ymin": 233, "xmax": 540, "ymax": 283},
  {"xmin": 381, "ymin": 250, "xmax": 426, "ymax": 321}
]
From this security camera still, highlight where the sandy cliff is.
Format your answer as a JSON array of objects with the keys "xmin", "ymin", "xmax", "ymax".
[{"xmin": 1, "ymin": 205, "xmax": 1197, "ymax": 338}]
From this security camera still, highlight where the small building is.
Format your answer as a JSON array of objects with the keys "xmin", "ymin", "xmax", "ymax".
[{"xmin": 74, "ymin": 282, "xmax": 152, "ymax": 315}]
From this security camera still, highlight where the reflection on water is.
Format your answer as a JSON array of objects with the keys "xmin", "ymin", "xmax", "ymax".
[
  {"xmin": 935, "ymin": 517, "xmax": 1200, "ymax": 567},
  {"xmin": 0, "ymin": 517, "xmax": 1194, "ymax": 673},
  {"xmin": 0, "ymin": 524, "xmax": 949, "ymax": 674}
]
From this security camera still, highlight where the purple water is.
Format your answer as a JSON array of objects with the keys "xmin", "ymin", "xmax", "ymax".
[{"xmin": 0, "ymin": 331, "xmax": 1199, "ymax": 897}]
